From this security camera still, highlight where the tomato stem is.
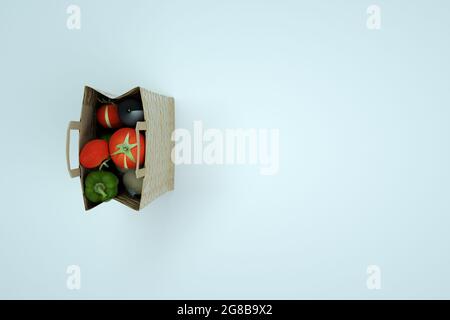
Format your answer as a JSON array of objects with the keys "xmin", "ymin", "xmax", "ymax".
[{"xmin": 99, "ymin": 159, "xmax": 110, "ymax": 171}]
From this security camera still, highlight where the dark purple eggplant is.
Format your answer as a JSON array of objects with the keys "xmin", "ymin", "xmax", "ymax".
[{"xmin": 118, "ymin": 98, "xmax": 145, "ymax": 127}]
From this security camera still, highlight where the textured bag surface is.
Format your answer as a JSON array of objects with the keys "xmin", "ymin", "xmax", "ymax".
[{"xmin": 66, "ymin": 86, "xmax": 175, "ymax": 211}]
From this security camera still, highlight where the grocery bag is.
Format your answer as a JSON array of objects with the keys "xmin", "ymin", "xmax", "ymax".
[{"xmin": 66, "ymin": 86, "xmax": 175, "ymax": 211}]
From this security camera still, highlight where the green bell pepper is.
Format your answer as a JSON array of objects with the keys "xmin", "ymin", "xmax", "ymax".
[
  {"xmin": 100, "ymin": 133, "xmax": 112, "ymax": 143},
  {"xmin": 84, "ymin": 171, "xmax": 119, "ymax": 203}
]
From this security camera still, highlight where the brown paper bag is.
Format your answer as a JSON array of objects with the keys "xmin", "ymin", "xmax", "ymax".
[{"xmin": 66, "ymin": 86, "xmax": 175, "ymax": 211}]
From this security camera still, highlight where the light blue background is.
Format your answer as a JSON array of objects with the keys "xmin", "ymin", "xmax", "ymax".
[{"xmin": 0, "ymin": 0, "xmax": 449, "ymax": 299}]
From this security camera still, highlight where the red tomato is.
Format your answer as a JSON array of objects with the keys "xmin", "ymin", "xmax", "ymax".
[
  {"xmin": 109, "ymin": 128, "xmax": 145, "ymax": 169},
  {"xmin": 80, "ymin": 139, "xmax": 109, "ymax": 169},
  {"xmin": 97, "ymin": 104, "xmax": 122, "ymax": 129}
]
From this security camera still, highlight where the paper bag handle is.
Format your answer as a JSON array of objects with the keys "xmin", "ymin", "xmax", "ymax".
[
  {"xmin": 66, "ymin": 121, "xmax": 81, "ymax": 178},
  {"xmin": 135, "ymin": 121, "xmax": 147, "ymax": 178}
]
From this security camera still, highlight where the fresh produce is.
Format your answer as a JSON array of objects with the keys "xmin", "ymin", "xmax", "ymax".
[
  {"xmin": 118, "ymin": 98, "xmax": 144, "ymax": 127},
  {"xmin": 109, "ymin": 128, "xmax": 145, "ymax": 169},
  {"xmin": 84, "ymin": 171, "xmax": 119, "ymax": 203},
  {"xmin": 123, "ymin": 171, "xmax": 144, "ymax": 196},
  {"xmin": 97, "ymin": 103, "xmax": 122, "ymax": 129},
  {"xmin": 76, "ymin": 95, "xmax": 149, "ymax": 207},
  {"xmin": 79, "ymin": 139, "xmax": 109, "ymax": 169}
]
